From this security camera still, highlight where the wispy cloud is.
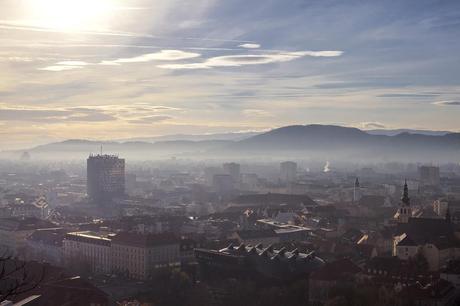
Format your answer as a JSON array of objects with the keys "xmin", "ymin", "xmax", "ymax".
[
  {"xmin": 38, "ymin": 65, "xmax": 83, "ymax": 71},
  {"xmin": 37, "ymin": 50, "xmax": 201, "ymax": 71},
  {"xmin": 360, "ymin": 122, "xmax": 386, "ymax": 129},
  {"xmin": 0, "ymin": 103, "xmax": 181, "ymax": 123},
  {"xmin": 242, "ymin": 109, "xmax": 273, "ymax": 118},
  {"xmin": 432, "ymin": 100, "xmax": 460, "ymax": 106},
  {"xmin": 99, "ymin": 50, "xmax": 200, "ymax": 65},
  {"xmin": 55, "ymin": 61, "xmax": 90, "ymax": 66},
  {"xmin": 127, "ymin": 115, "xmax": 173, "ymax": 124},
  {"xmin": 0, "ymin": 106, "xmax": 114, "ymax": 122},
  {"xmin": 378, "ymin": 93, "xmax": 441, "ymax": 98},
  {"xmin": 37, "ymin": 49, "xmax": 339, "ymax": 72},
  {"xmin": 0, "ymin": 21, "xmax": 154, "ymax": 38},
  {"xmin": 158, "ymin": 50, "xmax": 343, "ymax": 70},
  {"xmin": 239, "ymin": 43, "xmax": 261, "ymax": 49},
  {"xmin": 0, "ymin": 20, "xmax": 256, "ymax": 43}
]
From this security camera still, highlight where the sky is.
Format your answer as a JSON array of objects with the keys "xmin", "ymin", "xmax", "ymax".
[{"xmin": 1, "ymin": 0, "xmax": 460, "ymax": 150}]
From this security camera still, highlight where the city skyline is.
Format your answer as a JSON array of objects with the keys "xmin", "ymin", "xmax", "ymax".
[{"xmin": 1, "ymin": 0, "xmax": 460, "ymax": 150}]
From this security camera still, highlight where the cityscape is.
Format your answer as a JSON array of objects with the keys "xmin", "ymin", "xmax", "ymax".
[
  {"xmin": 1, "ymin": 1, "xmax": 460, "ymax": 306},
  {"xmin": 1, "ymin": 149, "xmax": 460, "ymax": 305}
]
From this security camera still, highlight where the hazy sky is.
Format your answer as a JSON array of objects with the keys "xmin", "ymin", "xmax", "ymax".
[{"xmin": 1, "ymin": 0, "xmax": 460, "ymax": 149}]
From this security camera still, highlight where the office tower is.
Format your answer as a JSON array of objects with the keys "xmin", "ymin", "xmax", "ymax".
[
  {"xmin": 87, "ymin": 154, "xmax": 125, "ymax": 203},
  {"xmin": 212, "ymin": 174, "xmax": 234, "ymax": 194},
  {"xmin": 223, "ymin": 162, "xmax": 241, "ymax": 182},
  {"xmin": 353, "ymin": 177, "xmax": 361, "ymax": 204},
  {"xmin": 419, "ymin": 165, "xmax": 440, "ymax": 186},
  {"xmin": 280, "ymin": 161, "xmax": 297, "ymax": 182}
]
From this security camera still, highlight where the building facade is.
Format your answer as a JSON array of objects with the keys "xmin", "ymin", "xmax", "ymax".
[
  {"xmin": 280, "ymin": 161, "xmax": 297, "ymax": 182},
  {"xmin": 87, "ymin": 154, "xmax": 125, "ymax": 203},
  {"xmin": 223, "ymin": 162, "xmax": 241, "ymax": 183},
  {"xmin": 111, "ymin": 232, "xmax": 180, "ymax": 280},
  {"xmin": 63, "ymin": 231, "xmax": 112, "ymax": 274}
]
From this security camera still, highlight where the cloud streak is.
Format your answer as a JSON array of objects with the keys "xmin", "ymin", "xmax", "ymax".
[
  {"xmin": 37, "ymin": 50, "xmax": 201, "ymax": 71},
  {"xmin": 0, "ymin": 21, "xmax": 256, "ymax": 43},
  {"xmin": 99, "ymin": 50, "xmax": 201, "ymax": 65},
  {"xmin": 38, "ymin": 65, "xmax": 83, "ymax": 71},
  {"xmin": 432, "ymin": 101, "xmax": 460, "ymax": 106},
  {"xmin": 158, "ymin": 50, "xmax": 343, "ymax": 70},
  {"xmin": 0, "ymin": 103, "xmax": 181, "ymax": 123},
  {"xmin": 239, "ymin": 43, "xmax": 261, "ymax": 49},
  {"xmin": 127, "ymin": 115, "xmax": 173, "ymax": 124}
]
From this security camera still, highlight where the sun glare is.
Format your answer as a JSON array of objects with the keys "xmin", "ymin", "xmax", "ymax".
[{"xmin": 27, "ymin": 0, "xmax": 116, "ymax": 31}]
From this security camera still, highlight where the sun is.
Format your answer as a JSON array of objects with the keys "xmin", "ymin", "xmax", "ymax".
[{"xmin": 27, "ymin": 0, "xmax": 116, "ymax": 32}]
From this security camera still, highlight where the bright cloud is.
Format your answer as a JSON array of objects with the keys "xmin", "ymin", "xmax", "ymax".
[
  {"xmin": 100, "ymin": 50, "xmax": 201, "ymax": 65},
  {"xmin": 239, "ymin": 43, "xmax": 261, "ymax": 49},
  {"xmin": 360, "ymin": 122, "xmax": 386, "ymax": 129},
  {"xmin": 242, "ymin": 109, "xmax": 273, "ymax": 118},
  {"xmin": 158, "ymin": 50, "xmax": 343, "ymax": 70},
  {"xmin": 0, "ymin": 104, "xmax": 180, "ymax": 123},
  {"xmin": 432, "ymin": 101, "xmax": 460, "ymax": 106},
  {"xmin": 38, "ymin": 65, "xmax": 83, "ymax": 71},
  {"xmin": 55, "ymin": 61, "xmax": 90, "ymax": 66}
]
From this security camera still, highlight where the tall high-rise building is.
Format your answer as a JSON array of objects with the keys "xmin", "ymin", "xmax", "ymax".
[
  {"xmin": 212, "ymin": 174, "xmax": 234, "ymax": 194},
  {"xmin": 280, "ymin": 161, "xmax": 297, "ymax": 182},
  {"xmin": 223, "ymin": 162, "xmax": 241, "ymax": 182},
  {"xmin": 419, "ymin": 165, "xmax": 440, "ymax": 186},
  {"xmin": 87, "ymin": 154, "xmax": 125, "ymax": 203},
  {"xmin": 353, "ymin": 177, "xmax": 361, "ymax": 204}
]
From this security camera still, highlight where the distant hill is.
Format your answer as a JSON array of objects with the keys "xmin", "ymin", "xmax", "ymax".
[
  {"xmin": 116, "ymin": 131, "xmax": 261, "ymax": 143},
  {"xmin": 10, "ymin": 139, "xmax": 233, "ymax": 160},
  {"xmin": 3, "ymin": 125, "xmax": 460, "ymax": 162},
  {"xmin": 366, "ymin": 129, "xmax": 452, "ymax": 136},
  {"xmin": 225, "ymin": 125, "xmax": 460, "ymax": 162}
]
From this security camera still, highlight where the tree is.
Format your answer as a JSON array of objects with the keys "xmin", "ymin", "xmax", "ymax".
[{"xmin": 0, "ymin": 254, "xmax": 45, "ymax": 303}]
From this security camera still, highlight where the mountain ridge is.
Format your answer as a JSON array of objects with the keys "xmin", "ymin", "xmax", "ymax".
[{"xmin": 3, "ymin": 125, "xmax": 460, "ymax": 162}]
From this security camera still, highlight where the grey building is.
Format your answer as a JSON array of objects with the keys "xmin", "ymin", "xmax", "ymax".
[{"xmin": 87, "ymin": 154, "xmax": 125, "ymax": 203}]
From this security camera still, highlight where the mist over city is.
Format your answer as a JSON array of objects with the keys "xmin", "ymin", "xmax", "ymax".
[{"xmin": 1, "ymin": 1, "xmax": 460, "ymax": 305}]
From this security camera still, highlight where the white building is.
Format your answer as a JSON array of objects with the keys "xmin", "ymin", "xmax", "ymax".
[
  {"xmin": 63, "ymin": 231, "xmax": 112, "ymax": 274},
  {"xmin": 111, "ymin": 232, "xmax": 180, "ymax": 280}
]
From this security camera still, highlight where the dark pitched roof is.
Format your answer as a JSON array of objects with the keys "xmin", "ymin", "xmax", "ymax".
[
  {"xmin": 29, "ymin": 276, "xmax": 109, "ymax": 306},
  {"xmin": 0, "ymin": 217, "xmax": 56, "ymax": 231},
  {"xmin": 111, "ymin": 232, "xmax": 179, "ymax": 247},
  {"xmin": 395, "ymin": 217, "xmax": 454, "ymax": 244},
  {"xmin": 364, "ymin": 256, "xmax": 430, "ymax": 279},
  {"xmin": 27, "ymin": 228, "xmax": 68, "ymax": 247},
  {"xmin": 441, "ymin": 260, "xmax": 460, "ymax": 274},
  {"xmin": 400, "ymin": 279, "xmax": 455, "ymax": 301},
  {"xmin": 354, "ymin": 244, "xmax": 376, "ymax": 258},
  {"xmin": 397, "ymin": 234, "xmax": 417, "ymax": 247},
  {"xmin": 340, "ymin": 228, "xmax": 363, "ymax": 244},
  {"xmin": 236, "ymin": 229, "xmax": 278, "ymax": 240},
  {"xmin": 310, "ymin": 258, "xmax": 361, "ymax": 281}
]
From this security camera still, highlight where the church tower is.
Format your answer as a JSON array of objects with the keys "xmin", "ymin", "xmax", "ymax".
[
  {"xmin": 353, "ymin": 177, "xmax": 361, "ymax": 204},
  {"xmin": 395, "ymin": 180, "xmax": 412, "ymax": 223}
]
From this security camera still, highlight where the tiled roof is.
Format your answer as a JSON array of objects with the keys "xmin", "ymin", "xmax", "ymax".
[
  {"xmin": 27, "ymin": 228, "xmax": 68, "ymax": 247},
  {"xmin": 310, "ymin": 258, "xmax": 361, "ymax": 281},
  {"xmin": 0, "ymin": 217, "xmax": 56, "ymax": 231},
  {"xmin": 237, "ymin": 229, "xmax": 278, "ymax": 239},
  {"xmin": 111, "ymin": 232, "xmax": 179, "ymax": 247}
]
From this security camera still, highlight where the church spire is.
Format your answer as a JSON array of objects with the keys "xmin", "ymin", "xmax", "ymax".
[{"xmin": 402, "ymin": 179, "xmax": 410, "ymax": 206}]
